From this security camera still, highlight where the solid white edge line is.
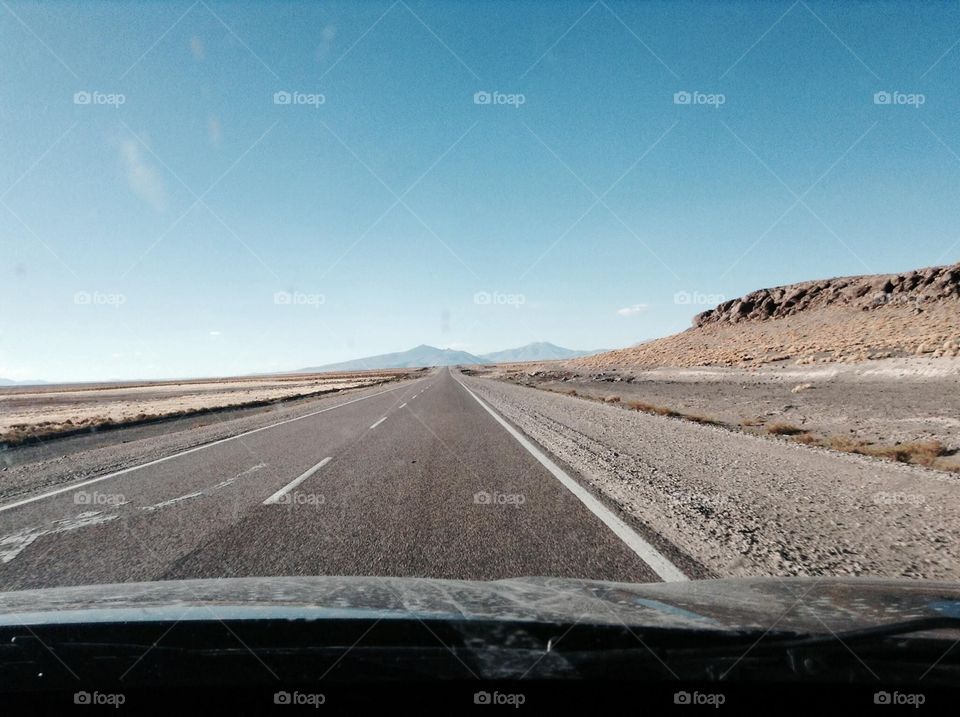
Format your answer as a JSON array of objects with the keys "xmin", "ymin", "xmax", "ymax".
[
  {"xmin": 0, "ymin": 380, "xmax": 418, "ymax": 514},
  {"xmin": 369, "ymin": 417, "xmax": 387, "ymax": 429},
  {"xmin": 455, "ymin": 377, "xmax": 688, "ymax": 583},
  {"xmin": 263, "ymin": 457, "xmax": 332, "ymax": 505}
]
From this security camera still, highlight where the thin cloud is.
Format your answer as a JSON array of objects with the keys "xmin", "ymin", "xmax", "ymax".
[
  {"xmin": 120, "ymin": 139, "xmax": 166, "ymax": 211},
  {"xmin": 616, "ymin": 303, "xmax": 649, "ymax": 317}
]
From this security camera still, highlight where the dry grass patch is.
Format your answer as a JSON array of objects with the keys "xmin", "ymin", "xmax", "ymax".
[
  {"xmin": 626, "ymin": 400, "xmax": 680, "ymax": 418},
  {"xmin": 859, "ymin": 440, "xmax": 947, "ymax": 466},
  {"xmin": 684, "ymin": 414, "xmax": 725, "ymax": 427},
  {"xmin": 766, "ymin": 422, "xmax": 807, "ymax": 436},
  {"xmin": 818, "ymin": 435, "xmax": 955, "ymax": 471},
  {"xmin": 825, "ymin": 435, "xmax": 864, "ymax": 452}
]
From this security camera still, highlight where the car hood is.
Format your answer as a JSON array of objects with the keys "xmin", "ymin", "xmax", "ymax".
[{"xmin": 1, "ymin": 576, "xmax": 959, "ymax": 633}]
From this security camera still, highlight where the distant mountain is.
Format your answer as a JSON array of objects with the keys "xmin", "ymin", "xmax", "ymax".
[
  {"xmin": 298, "ymin": 345, "xmax": 490, "ymax": 372},
  {"xmin": 480, "ymin": 342, "xmax": 600, "ymax": 363},
  {"xmin": 0, "ymin": 378, "xmax": 47, "ymax": 386}
]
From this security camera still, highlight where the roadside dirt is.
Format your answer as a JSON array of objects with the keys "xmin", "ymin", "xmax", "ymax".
[{"xmin": 471, "ymin": 358, "xmax": 960, "ymax": 473}]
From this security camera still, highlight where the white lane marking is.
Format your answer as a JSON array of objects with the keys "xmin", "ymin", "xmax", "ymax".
[
  {"xmin": 369, "ymin": 417, "xmax": 387, "ymax": 429},
  {"xmin": 0, "ymin": 381, "xmax": 418, "ymax": 514},
  {"xmin": 211, "ymin": 462, "xmax": 266, "ymax": 490},
  {"xmin": 1, "ymin": 511, "xmax": 119, "ymax": 564},
  {"xmin": 399, "ymin": 402, "xmax": 407, "ymax": 408},
  {"xmin": 455, "ymin": 378, "xmax": 688, "ymax": 583},
  {"xmin": 141, "ymin": 491, "xmax": 203, "ymax": 512},
  {"xmin": 263, "ymin": 457, "xmax": 332, "ymax": 505}
]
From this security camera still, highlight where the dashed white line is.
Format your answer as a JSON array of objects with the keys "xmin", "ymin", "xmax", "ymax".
[
  {"xmin": 369, "ymin": 417, "xmax": 387, "ymax": 429},
  {"xmin": 454, "ymin": 378, "xmax": 688, "ymax": 583},
  {"xmin": 399, "ymin": 403, "xmax": 407, "ymax": 408},
  {"xmin": 263, "ymin": 457, "xmax": 332, "ymax": 505},
  {"xmin": 142, "ymin": 491, "xmax": 203, "ymax": 512}
]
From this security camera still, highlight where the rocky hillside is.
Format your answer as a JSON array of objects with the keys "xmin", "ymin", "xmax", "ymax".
[
  {"xmin": 694, "ymin": 263, "xmax": 960, "ymax": 327},
  {"xmin": 573, "ymin": 262, "xmax": 960, "ymax": 369}
]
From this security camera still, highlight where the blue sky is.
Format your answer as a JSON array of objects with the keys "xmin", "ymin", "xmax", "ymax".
[{"xmin": 2, "ymin": 0, "xmax": 959, "ymax": 381}]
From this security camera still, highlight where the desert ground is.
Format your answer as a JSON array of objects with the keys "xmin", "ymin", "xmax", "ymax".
[{"xmin": 0, "ymin": 370, "xmax": 416, "ymax": 446}]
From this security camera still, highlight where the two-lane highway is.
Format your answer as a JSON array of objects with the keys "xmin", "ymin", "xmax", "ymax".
[{"xmin": 0, "ymin": 369, "xmax": 684, "ymax": 590}]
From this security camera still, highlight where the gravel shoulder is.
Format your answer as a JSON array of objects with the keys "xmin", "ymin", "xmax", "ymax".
[
  {"xmin": 460, "ymin": 372, "xmax": 960, "ymax": 580},
  {"xmin": 479, "ymin": 357, "xmax": 960, "ymax": 472}
]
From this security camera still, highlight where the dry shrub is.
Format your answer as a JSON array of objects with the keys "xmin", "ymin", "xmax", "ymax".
[
  {"xmin": 626, "ymin": 400, "xmax": 679, "ymax": 418},
  {"xmin": 766, "ymin": 422, "xmax": 806, "ymax": 436},
  {"xmin": 859, "ymin": 440, "xmax": 946, "ymax": 466}
]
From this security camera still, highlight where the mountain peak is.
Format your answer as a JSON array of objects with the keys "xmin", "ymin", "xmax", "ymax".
[
  {"xmin": 480, "ymin": 342, "xmax": 597, "ymax": 363},
  {"xmin": 296, "ymin": 341, "xmax": 601, "ymax": 373}
]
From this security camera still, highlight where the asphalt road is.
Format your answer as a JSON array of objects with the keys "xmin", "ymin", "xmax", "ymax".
[{"xmin": 0, "ymin": 369, "xmax": 679, "ymax": 590}]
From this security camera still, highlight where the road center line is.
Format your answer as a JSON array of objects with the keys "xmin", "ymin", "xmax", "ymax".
[
  {"xmin": 454, "ymin": 377, "xmax": 688, "ymax": 583},
  {"xmin": 263, "ymin": 458, "xmax": 332, "ymax": 505},
  {"xmin": 0, "ymin": 380, "xmax": 417, "ymax": 514},
  {"xmin": 370, "ymin": 417, "xmax": 387, "ymax": 429}
]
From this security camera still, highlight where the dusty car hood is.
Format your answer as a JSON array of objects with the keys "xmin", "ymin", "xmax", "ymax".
[{"xmin": 1, "ymin": 576, "xmax": 958, "ymax": 634}]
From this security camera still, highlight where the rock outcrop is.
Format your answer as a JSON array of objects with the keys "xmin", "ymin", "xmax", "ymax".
[{"xmin": 694, "ymin": 263, "xmax": 959, "ymax": 328}]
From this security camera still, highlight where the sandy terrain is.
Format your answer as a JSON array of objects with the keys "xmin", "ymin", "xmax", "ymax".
[{"xmin": 0, "ymin": 371, "xmax": 414, "ymax": 446}]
